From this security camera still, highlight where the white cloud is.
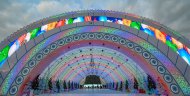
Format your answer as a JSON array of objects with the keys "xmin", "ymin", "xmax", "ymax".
[{"xmin": 0, "ymin": 0, "xmax": 190, "ymax": 42}]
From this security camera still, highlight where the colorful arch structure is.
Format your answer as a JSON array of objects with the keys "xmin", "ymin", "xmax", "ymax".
[{"xmin": 0, "ymin": 10, "xmax": 190, "ymax": 95}]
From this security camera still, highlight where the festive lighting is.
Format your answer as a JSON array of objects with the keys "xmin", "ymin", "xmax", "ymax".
[{"xmin": 0, "ymin": 15, "xmax": 189, "ymax": 70}]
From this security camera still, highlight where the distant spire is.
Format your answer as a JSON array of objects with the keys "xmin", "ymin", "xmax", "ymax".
[
  {"xmin": 89, "ymin": 54, "xmax": 95, "ymax": 75},
  {"xmin": 90, "ymin": 54, "xmax": 95, "ymax": 67}
]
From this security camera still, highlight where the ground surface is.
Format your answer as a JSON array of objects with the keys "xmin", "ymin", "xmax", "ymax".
[{"xmin": 37, "ymin": 89, "xmax": 152, "ymax": 96}]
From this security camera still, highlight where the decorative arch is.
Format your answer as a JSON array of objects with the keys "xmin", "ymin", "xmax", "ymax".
[{"xmin": 0, "ymin": 10, "xmax": 189, "ymax": 95}]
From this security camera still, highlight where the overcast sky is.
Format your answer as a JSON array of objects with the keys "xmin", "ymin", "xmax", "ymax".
[{"xmin": 0, "ymin": 0, "xmax": 190, "ymax": 42}]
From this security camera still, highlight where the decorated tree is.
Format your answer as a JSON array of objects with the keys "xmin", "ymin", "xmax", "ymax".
[
  {"xmin": 147, "ymin": 75, "xmax": 156, "ymax": 91},
  {"xmin": 112, "ymin": 82, "xmax": 115, "ymax": 89},
  {"xmin": 48, "ymin": 78, "xmax": 52, "ymax": 90},
  {"xmin": 125, "ymin": 80, "xmax": 129, "ymax": 90},
  {"xmin": 68, "ymin": 81, "xmax": 71, "ymax": 90},
  {"xmin": 134, "ymin": 78, "xmax": 138, "ymax": 90},
  {"xmin": 56, "ymin": 80, "xmax": 60, "ymax": 93},
  {"xmin": 119, "ymin": 81, "xmax": 123, "ymax": 91},
  {"xmin": 71, "ymin": 81, "xmax": 74, "ymax": 90},
  {"xmin": 31, "ymin": 74, "xmax": 40, "ymax": 90},
  {"xmin": 116, "ymin": 82, "xmax": 118, "ymax": 90},
  {"xmin": 63, "ymin": 80, "xmax": 67, "ymax": 90}
]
